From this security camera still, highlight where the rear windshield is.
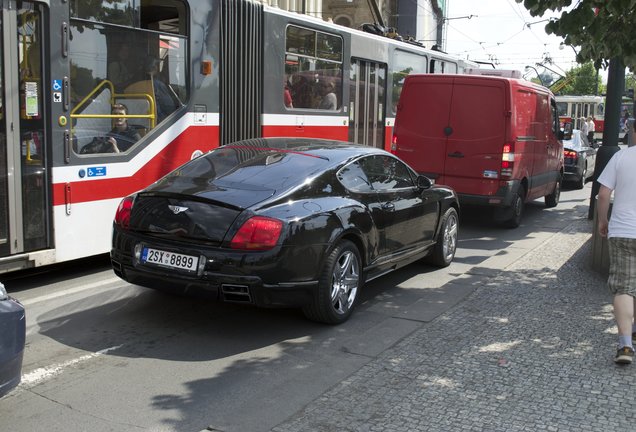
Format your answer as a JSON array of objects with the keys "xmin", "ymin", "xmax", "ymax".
[{"xmin": 175, "ymin": 145, "xmax": 331, "ymax": 190}]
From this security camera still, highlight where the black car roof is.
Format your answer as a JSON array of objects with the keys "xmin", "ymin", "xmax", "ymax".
[
  {"xmin": 220, "ymin": 137, "xmax": 385, "ymax": 162},
  {"xmin": 146, "ymin": 138, "xmax": 408, "ymax": 208}
]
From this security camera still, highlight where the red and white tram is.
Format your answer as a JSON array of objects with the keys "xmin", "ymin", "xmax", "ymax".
[
  {"xmin": 0, "ymin": 0, "xmax": 475, "ymax": 273},
  {"xmin": 555, "ymin": 95, "xmax": 605, "ymax": 141}
]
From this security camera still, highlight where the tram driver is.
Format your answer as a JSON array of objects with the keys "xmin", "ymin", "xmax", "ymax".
[{"xmin": 80, "ymin": 103, "xmax": 141, "ymax": 154}]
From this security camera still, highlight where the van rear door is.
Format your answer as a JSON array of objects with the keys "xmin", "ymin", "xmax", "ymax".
[
  {"xmin": 393, "ymin": 76, "xmax": 454, "ymax": 182},
  {"xmin": 444, "ymin": 78, "xmax": 509, "ymax": 195}
]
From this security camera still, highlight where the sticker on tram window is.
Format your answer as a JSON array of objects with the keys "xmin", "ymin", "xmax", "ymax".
[
  {"xmin": 87, "ymin": 167, "xmax": 107, "ymax": 177},
  {"xmin": 25, "ymin": 82, "xmax": 38, "ymax": 117}
]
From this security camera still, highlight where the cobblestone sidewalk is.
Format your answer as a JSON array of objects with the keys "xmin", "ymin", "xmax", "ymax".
[{"xmin": 272, "ymin": 216, "xmax": 636, "ymax": 432}]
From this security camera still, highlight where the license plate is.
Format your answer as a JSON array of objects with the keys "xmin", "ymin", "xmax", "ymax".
[{"xmin": 141, "ymin": 247, "xmax": 198, "ymax": 272}]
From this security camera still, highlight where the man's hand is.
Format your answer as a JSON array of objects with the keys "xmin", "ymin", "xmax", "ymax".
[
  {"xmin": 107, "ymin": 136, "xmax": 120, "ymax": 153},
  {"xmin": 597, "ymin": 185, "xmax": 612, "ymax": 238}
]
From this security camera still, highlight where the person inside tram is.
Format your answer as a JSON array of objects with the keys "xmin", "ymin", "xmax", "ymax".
[
  {"xmin": 318, "ymin": 78, "xmax": 337, "ymax": 110},
  {"xmin": 284, "ymin": 76, "xmax": 293, "ymax": 108},
  {"xmin": 144, "ymin": 56, "xmax": 181, "ymax": 123},
  {"xmin": 80, "ymin": 103, "xmax": 141, "ymax": 154},
  {"xmin": 108, "ymin": 44, "xmax": 134, "ymax": 92},
  {"xmin": 106, "ymin": 103, "xmax": 141, "ymax": 152}
]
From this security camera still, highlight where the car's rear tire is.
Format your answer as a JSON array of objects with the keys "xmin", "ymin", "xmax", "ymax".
[
  {"xmin": 302, "ymin": 240, "xmax": 361, "ymax": 325},
  {"xmin": 575, "ymin": 165, "xmax": 587, "ymax": 190},
  {"xmin": 424, "ymin": 207, "xmax": 459, "ymax": 267},
  {"xmin": 545, "ymin": 178, "xmax": 561, "ymax": 207}
]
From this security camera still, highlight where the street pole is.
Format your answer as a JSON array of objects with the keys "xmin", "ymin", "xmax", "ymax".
[{"xmin": 588, "ymin": 57, "xmax": 624, "ymax": 219}]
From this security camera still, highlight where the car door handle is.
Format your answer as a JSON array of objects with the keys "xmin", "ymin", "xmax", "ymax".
[
  {"xmin": 448, "ymin": 151, "xmax": 464, "ymax": 158},
  {"xmin": 381, "ymin": 202, "xmax": 395, "ymax": 211}
]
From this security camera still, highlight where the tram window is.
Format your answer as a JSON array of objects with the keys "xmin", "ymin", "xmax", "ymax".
[
  {"xmin": 71, "ymin": 0, "xmax": 187, "ymax": 35},
  {"xmin": 71, "ymin": 0, "xmax": 137, "ymax": 27},
  {"xmin": 430, "ymin": 59, "xmax": 455, "ymax": 73},
  {"xmin": 69, "ymin": 0, "xmax": 187, "ymax": 155},
  {"xmin": 287, "ymin": 27, "xmax": 316, "ymax": 57},
  {"xmin": 285, "ymin": 26, "xmax": 343, "ymax": 111},
  {"xmin": 390, "ymin": 50, "xmax": 427, "ymax": 115},
  {"xmin": 556, "ymin": 102, "xmax": 567, "ymax": 116},
  {"xmin": 316, "ymin": 33, "xmax": 342, "ymax": 62}
]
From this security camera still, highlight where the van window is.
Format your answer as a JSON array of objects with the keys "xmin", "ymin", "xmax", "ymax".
[{"xmin": 551, "ymin": 99, "xmax": 559, "ymax": 135}]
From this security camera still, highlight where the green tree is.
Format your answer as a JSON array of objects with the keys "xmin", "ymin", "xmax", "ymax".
[
  {"xmin": 518, "ymin": 0, "xmax": 636, "ymax": 69},
  {"xmin": 556, "ymin": 62, "xmax": 604, "ymax": 95}
]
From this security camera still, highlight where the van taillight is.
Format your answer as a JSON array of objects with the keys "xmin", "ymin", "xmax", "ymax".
[
  {"xmin": 501, "ymin": 142, "xmax": 515, "ymax": 178},
  {"xmin": 391, "ymin": 133, "xmax": 397, "ymax": 152},
  {"xmin": 114, "ymin": 196, "xmax": 134, "ymax": 229}
]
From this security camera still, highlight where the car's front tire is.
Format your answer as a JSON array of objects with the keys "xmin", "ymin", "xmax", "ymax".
[
  {"xmin": 303, "ymin": 240, "xmax": 361, "ymax": 324},
  {"xmin": 425, "ymin": 207, "xmax": 459, "ymax": 267}
]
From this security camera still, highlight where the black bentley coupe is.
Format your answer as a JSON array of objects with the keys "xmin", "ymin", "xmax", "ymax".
[{"xmin": 111, "ymin": 138, "xmax": 459, "ymax": 324}]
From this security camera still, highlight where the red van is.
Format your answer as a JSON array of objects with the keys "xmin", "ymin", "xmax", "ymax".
[{"xmin": 391, "ymin": 73, "xmax": 564, "ymax": 227}]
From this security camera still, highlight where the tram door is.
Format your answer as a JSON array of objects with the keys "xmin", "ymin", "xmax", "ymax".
[
  {"xmin": 0, "ymin": 2, "xmax": 49, "ymax": 259},
  {"xmin": 349, "ymin": 59, "xmax": 386, "ymax": 148}
]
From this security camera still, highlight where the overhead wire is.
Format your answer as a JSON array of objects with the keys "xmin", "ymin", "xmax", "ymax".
[{"xmin": 444, "ymin": 1, "xmax": 574, "ymax": 71}]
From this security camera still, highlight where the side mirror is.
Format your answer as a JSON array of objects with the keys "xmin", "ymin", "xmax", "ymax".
[{"xmin": 416, "ymin": 175, "xmax": 432, "ymax": 190}]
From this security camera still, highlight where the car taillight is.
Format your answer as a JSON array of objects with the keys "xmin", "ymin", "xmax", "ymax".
[
  {"xmin": 114, "ymin": 196, "xmax": 134, "ymax": 229},
  {"xmin": 501, "ymin": 142, "xmax": 515, "ymax": 178},
  {"xmin": 564, "ymin": 150, "xmax": 578, "ymax": 159},
  {"xmin": 230, "ymin": 216, "xmax": 283, "ymax": 250}
]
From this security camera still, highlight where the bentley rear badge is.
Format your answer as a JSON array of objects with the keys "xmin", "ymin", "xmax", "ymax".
[{"xmin": 168, "ymin": 205, "xmax": 189, "ymax": 215}]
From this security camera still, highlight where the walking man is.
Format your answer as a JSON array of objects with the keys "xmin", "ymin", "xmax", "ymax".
[
  {"xmin": 597, "ymin": 122, "xmax": 636, "ymax": 364},
  {"xmin": 580, "ymin": 117, "xmax": 589, "ymax": 146},
  {"xmin": 587, "ymin": 116, "xmax": 596, "ymax": 147}
]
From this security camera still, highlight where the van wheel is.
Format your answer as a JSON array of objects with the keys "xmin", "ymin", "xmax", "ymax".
[
  {"xmin": 424, "ymin": 207, "xmax": 458, "ymax": 267},
  {"xmin": 503, "ymin": 188, "xmax": 525, "ymax": 228},
  {"xmin": 545, "ymin": 178, "xmax": 561, "ymax": 207},
  {"xmin": 302, "ymin": 240, "xmax": 361, "ymax": 325}
]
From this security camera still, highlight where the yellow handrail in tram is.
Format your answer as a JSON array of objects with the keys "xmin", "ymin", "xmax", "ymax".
[{"xmin": 70, "ymin": 79, "xmax": 157, "ymax": 132}]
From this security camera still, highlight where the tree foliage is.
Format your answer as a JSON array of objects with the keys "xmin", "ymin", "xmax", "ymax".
[
  {"xmin": 556, "ymin": 62, "xmax": 605, "ymax": 95},
  {"xmin": 625, "ymin": 73, "xmax": 636, "ymax": 94},
  {"xmin": 517, "ymin": 0, "xmax": 636, "ymax": 69}
]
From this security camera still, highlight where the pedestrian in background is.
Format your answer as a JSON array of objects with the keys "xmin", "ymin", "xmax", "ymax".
[
  {"xmin": 597, "ymin": 120, "xmax": 636, "ymax": 364},
  {"xmin": 580, "ymin": 117, "xmax": 589, "ymax": 146},
  {"xmin": 587, "ymin": 116, "xmax": 596, "ymax": 147}
]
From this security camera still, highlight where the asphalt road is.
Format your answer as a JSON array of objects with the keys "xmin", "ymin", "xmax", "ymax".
[{"xmin": 0, "ymin": 182, "xmax": 594, "ymax": 432}]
